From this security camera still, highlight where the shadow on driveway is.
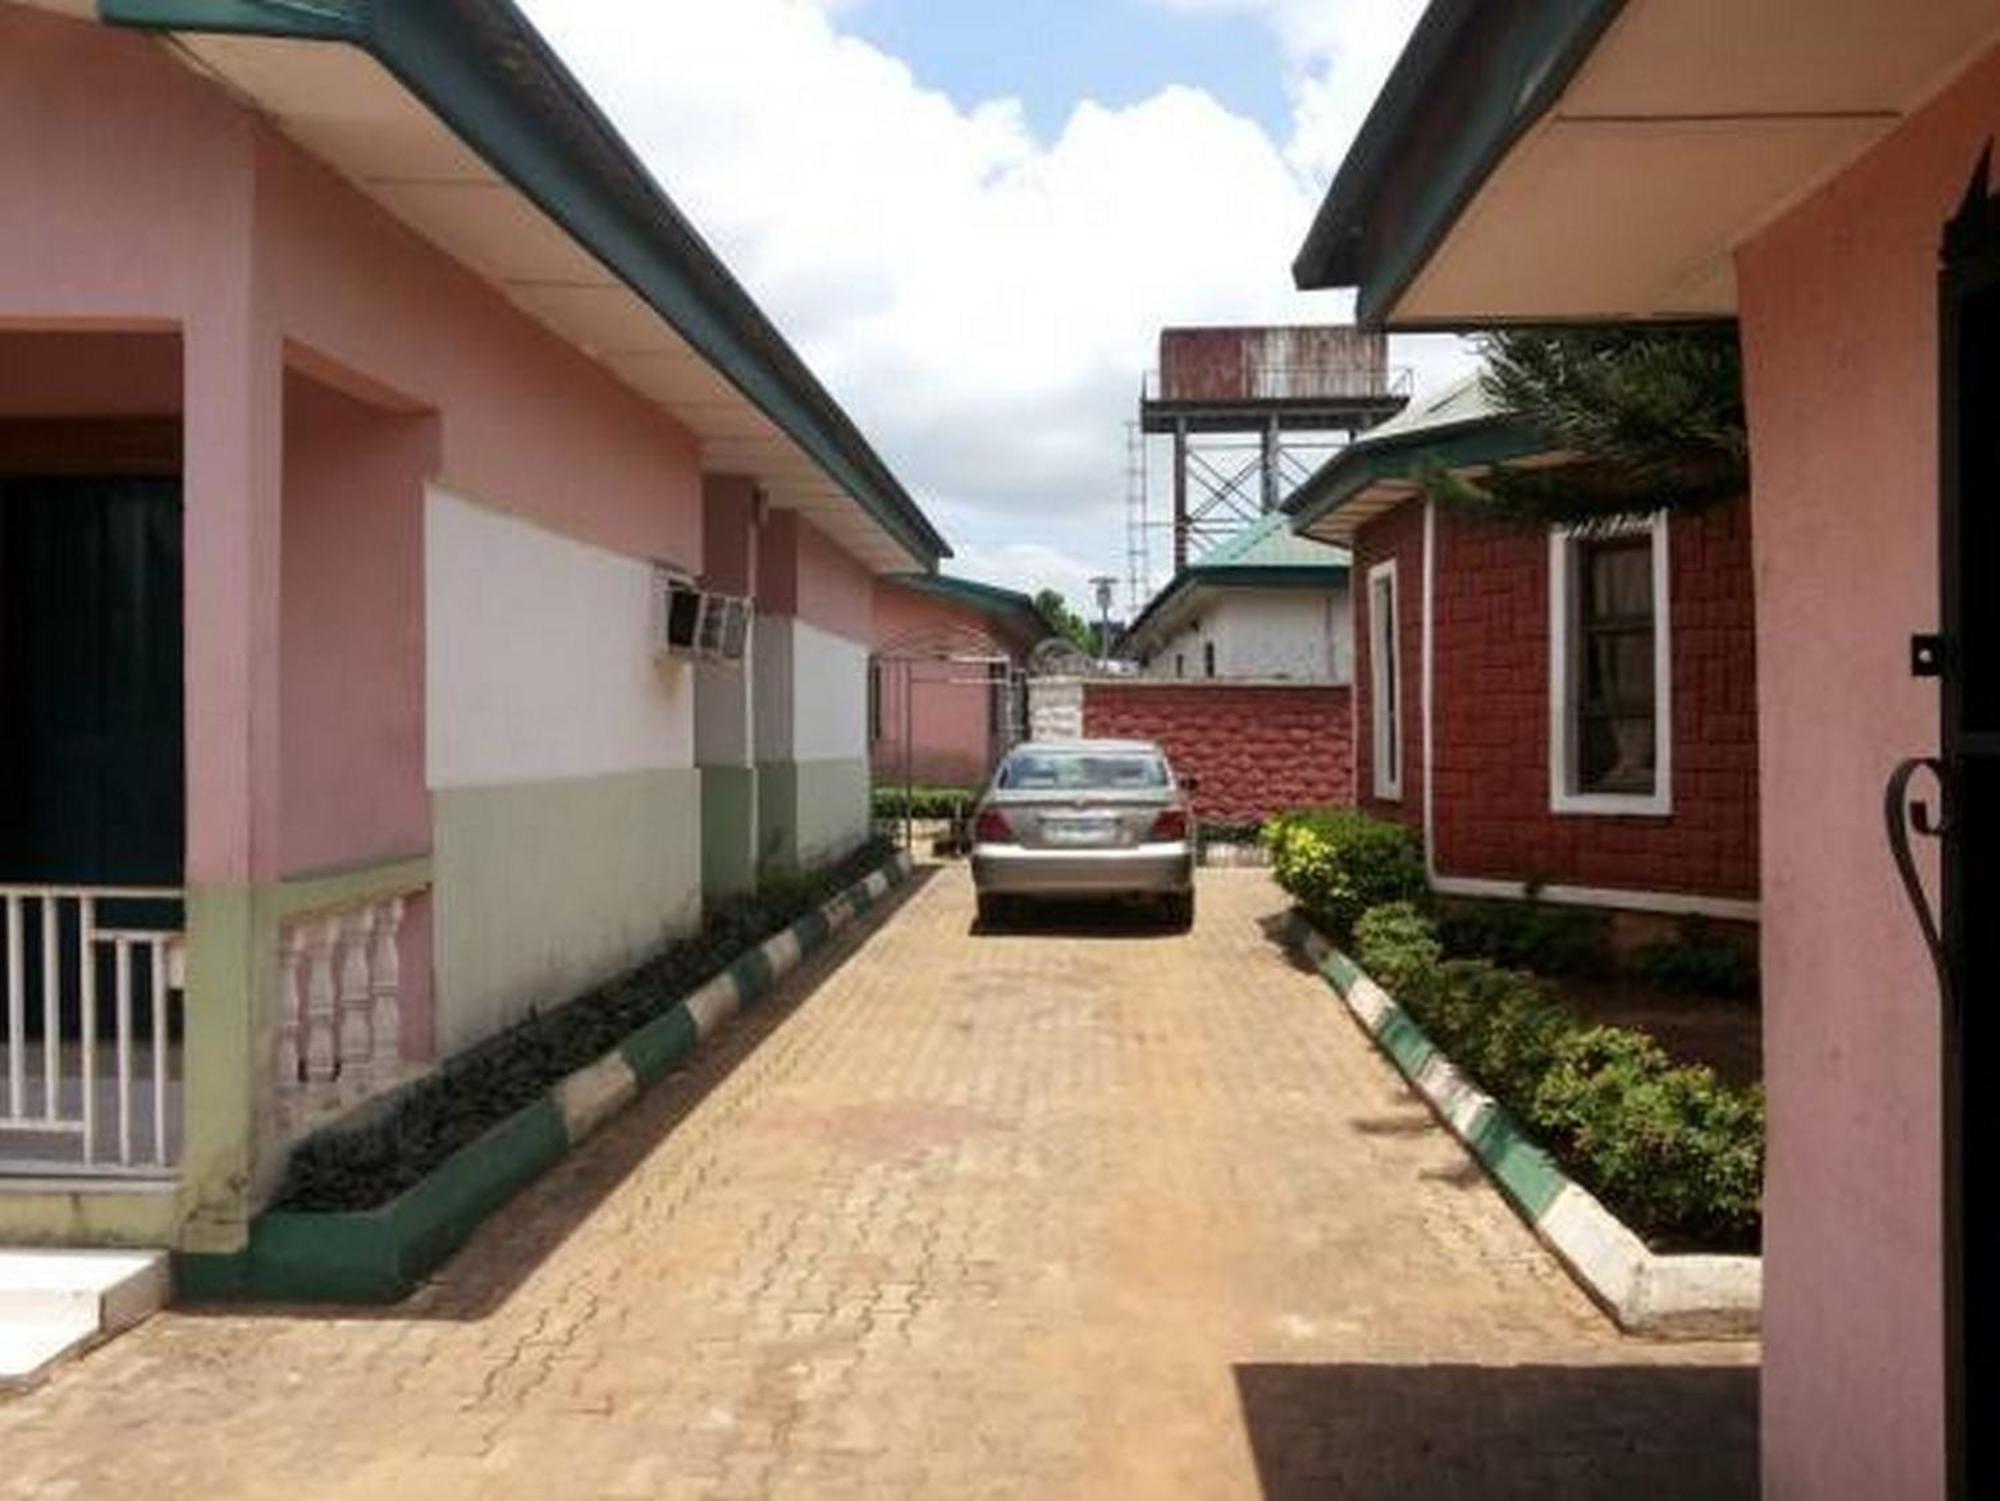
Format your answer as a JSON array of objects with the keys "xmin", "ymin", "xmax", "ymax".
[{"xmin": 1234, "ymin": 1360, "xmax": 1758, "ymax": 1500}]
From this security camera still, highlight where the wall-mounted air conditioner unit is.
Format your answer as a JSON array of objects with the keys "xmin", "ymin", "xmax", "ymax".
[{"xmin": 653, "ymin": 567, "xmax": 752, "ymax": 664}]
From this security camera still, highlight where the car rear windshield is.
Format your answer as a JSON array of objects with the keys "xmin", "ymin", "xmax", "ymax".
[{"xmin": 996, "ymin": 752, "xmax": 1168, "ymax": 791}]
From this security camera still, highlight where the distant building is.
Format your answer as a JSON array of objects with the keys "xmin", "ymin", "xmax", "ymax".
[
  {"xmin": 871, "ymin": 575, "xmax": 1049, "ymax": 788},
  {"xmin": 1120, "ymin": 513, "xmax": 1351, "ymax": 683}
]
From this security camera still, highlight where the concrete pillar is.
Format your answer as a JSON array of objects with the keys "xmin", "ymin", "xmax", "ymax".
[
  {"xmin": 179, "ymin": 281, "xmax": 286, "ymax": 1252},
  {"xmin": 696, "ymin": 476, "xmax": 759, "ymax": 899}
]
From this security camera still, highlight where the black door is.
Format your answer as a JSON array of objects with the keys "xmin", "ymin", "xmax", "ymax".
[
  {"xmin": 1938, "ymin": 153, "xmax": 2000, "ymax": 1501},
  {"xmin": 0, "ymin": 477, "xmax": 184, "ymax": 886}
]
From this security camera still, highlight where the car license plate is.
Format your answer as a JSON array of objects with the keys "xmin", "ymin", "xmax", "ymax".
[{"xmin": 1045, "ymin": 817, "xmax": 1116, "ymax": 846}]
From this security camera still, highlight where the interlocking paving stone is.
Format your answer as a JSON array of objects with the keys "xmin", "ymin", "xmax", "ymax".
[{"xmin": 0, "ymin": 866, "xmax": 1756, "ymax": 1499}]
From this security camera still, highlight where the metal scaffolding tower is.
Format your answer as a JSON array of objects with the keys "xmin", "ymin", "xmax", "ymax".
[
  {"xmin": 1136, "ymin": 326, "xmax": 1410, "ymax": 571},
  {"xmin": 1122, "ymin": 419, "xmax": 1150, "ymax": 620}
]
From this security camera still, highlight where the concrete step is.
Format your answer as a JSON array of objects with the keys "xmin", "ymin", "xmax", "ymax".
[{"xmin": 0, "ymin": 1248, "xmax": 169, "ymax": 1392}]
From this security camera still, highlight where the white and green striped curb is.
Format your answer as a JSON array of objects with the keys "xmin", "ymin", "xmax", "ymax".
[
  {"xmin": 550, "ymin": 851, "xmax": 915, "ymax": 1146},
  {"xmin": 1288, "ymin": 913, "xmax": 1760, "ymax": 1339}
]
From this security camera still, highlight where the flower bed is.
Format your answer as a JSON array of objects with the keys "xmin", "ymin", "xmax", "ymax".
[
  {"xmin": 179, "ymin": 845, "xmax": 913, "ymax": 1303},
  {"xmin": 279, "ymin": 837, "xmax": 898, "ymax": 1214},
  {"xmin": 1264, "ymin": 809, "xmax": 1763, "ymax": 1254}
]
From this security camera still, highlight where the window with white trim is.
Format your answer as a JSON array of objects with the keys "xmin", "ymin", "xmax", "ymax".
[
  {"xmin": 1367, "ymin": 560, "xmax": 1401, "ymax": 800},
  {"xmin": 1549, "ymin": 513, "xmax": 1672, "ymax": 815}
]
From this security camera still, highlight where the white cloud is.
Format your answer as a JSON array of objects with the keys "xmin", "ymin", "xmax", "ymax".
[{"xmin": 518, "ymin": 0, "xmax": 1472, "ymax": 618}]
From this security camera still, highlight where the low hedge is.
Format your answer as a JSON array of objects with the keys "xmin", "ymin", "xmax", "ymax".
[
  {"xmin": 278, "ymin": 838, "xmax": 897, "ymax": 1214},
  {"xmin": 1263, "ymin": 808, "xmax": 1426, "ymax": 941},
  {"xmin": 871, "ymin": 784, "xmax": 976, "ymax": 821},
  {"xmin": 1434, "ymin": 896, "xmax": 1612, "ymax": 978},
  {"xmin": 1352, "ymin": 901, "xmax": 1763, "ymax": 1250},
  {"xmin": 1629, "ymin": 918, "xmax": 1760, "ymax": 999}
]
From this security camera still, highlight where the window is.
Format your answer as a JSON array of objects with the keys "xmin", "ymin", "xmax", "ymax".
[
  {"xmin": 1550, "ymin": 514, "xmax": 1671, "ymax": 815},
  {"xmin": 996, "ymin": 750, "xmax": 1168, "ymax": 791},
  {"xmin": 1174, "ymin": 653, "xmax": 1185, "ymax": 679},
  {"xmin": 1203, "ymin": 640, "xmax": 1216, "ymax": 679},
  {"xmin": 867, "ymin": 659, "xmax": 883, "ymax": 743},
  {"xmin": 1367, "ymin": 560, "xmax": 1401, "ymax": 800}
]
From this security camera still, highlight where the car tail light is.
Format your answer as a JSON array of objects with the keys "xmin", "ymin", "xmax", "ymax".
[
  {"xmin": 973, "ymin": 808, "xmax": 1013, "ymax": 844},
  {"xmin": 1149, "ymin": 808, "xmax": 1190, "ymax": 842}
]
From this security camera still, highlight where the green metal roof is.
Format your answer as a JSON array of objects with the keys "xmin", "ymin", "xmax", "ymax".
[
  {"xmin": 1119, "ymin": 513, "xmax": 1348, "ymax": 654},
  {"xmin": 1283, "ymin": 376, "xmax": 1552, "ymax": 542},
  {"xmin": 1290, "ymin": 0, "xmax": 1628, "ymax": 325},
  {"xmin": 101, "ymin": 0, "xmax": 949, "ymax": 567}
]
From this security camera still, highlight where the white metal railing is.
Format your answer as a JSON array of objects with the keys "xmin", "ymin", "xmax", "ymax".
[
  {"xmin": 0, "ymin": 886, "xmax": 186, "ymax": 1175},
  {"xmin": 274, "ymin": 892, "xmax": 414, "ymax": 1127}
]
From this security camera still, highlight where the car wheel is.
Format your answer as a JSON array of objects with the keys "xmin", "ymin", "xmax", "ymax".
[
  {"xmin": 976, "ymin": 893, "xmax": 1008, "ymax": 930},
  {"xmin": 1163, "ymin": 890, "xmax": 1195, "ymax": 930}
]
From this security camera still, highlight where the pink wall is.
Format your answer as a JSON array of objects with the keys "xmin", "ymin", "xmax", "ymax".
[
  {"xmin": 1735, "ymin": 41, "xmax": 2000, "ymax": 1501},
  {"xmin": 759, "ymin": 510, "xmax": 875, "ymax": 644},
  {"xmin": 870, "ymin": 580, "xmax": 1026, "ymax": 788},
  {"xmin": 253, "ymin": 133, "xmax": 702, "ymax": 571},
  {"xmin": 0, "ymin": 7, "xmax": 278, "ymax": 888},
  {"xmin": 0, "ymin": 7, "xmax": 714, "ymax": 889},
  {"xmin": 702, "ymin": 476, "xmax": 757, "ymax": 595},
  {"xmin": 278, "ymin": 371, "xmax": 431, "ymax": 876}
]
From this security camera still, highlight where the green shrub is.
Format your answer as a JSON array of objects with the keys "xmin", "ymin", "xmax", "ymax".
[
  {"xmin": 1529, "ymin": 1027, "xmax": 1764, "ymax": 1249},
  {"xmin": 871, "ymin": 785, "xmax": 977, "ymax": 821},
  {"xmin": 1628, "ymin": 918, "xmax": 1760, "ymax": 998},
  {"xmin": 278, "ymin": 837, "xmax": 898, "ymax": 1214},
  {"xmin": 1264, "ymin": 808, "xmax": 1426, "ymax": 940},
  {"xmin": 1339, "ymin": 894, "xmax": 1764, "ymax": 1249},
  {"xmin": 1352, "ymin": 901, "xmax": 1443, "ymax": 993},
  {"xmin": 1435, "ymin": 897, "xmax": 1611, "ymax": 978}
]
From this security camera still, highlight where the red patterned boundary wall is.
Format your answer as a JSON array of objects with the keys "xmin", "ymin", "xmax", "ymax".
[{"xmin": 1079, "ymin": 681, "xmax": 1353, "ymax": 824}]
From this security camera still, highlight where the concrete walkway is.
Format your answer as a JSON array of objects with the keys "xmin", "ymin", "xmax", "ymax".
[{"xmin": 0, "ymin": 866, "xmax": 1756, "ymax": 1499}]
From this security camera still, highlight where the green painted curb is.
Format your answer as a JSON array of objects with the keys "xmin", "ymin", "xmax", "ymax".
[
  {"xmin": 620, "ymin": 1003, "xmax": 700, "ymax": 1085},
  {"xmin": 1297, "ymin": 922, "xmax": 1572, "ymax": 1232},
  {"xmin": 175, "ymin": 853, "xmax": 911, "ymax": 1305}
]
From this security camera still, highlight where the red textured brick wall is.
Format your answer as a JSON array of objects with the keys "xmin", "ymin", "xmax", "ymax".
[
  {"xmin": 1079, "ymin": 682, "xmax": 1352, "ymax": 824},
  {"xmin": 1423, "ymin": 497, "xmax": 1759, "ymax": 899},
  {"xmin": 1351, "ymin": 500, "xmax": 1426, "ymax": 833}
]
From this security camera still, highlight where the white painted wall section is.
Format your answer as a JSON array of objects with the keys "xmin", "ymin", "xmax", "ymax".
[
  {"xmin": 425, "ymin": 487, "xmax": 694, "ymax": 787},
  {"xmin": 1139, "ymin": 585, "xmax": 1351, "ymax": 682},
  {"xmin": 752, "ymin": 615, "xmax": 867, "ymax": 762},
  {"xmin": 791, "ymin": 619, "xmax": 868, "ymax": 761}
]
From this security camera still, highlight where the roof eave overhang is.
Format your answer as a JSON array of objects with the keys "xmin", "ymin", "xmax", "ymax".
[
  {"xmin": 1295, "ymin": 0, "xmax": 2000, "ymax": 331},
  {"xmin": 1291, "ymin": 0, "xmax": 1629, "ymax": 322},
  {"xmin": 1287, "ymin": 418, "xmax": 1550, "ymax": 544},
  {"xmin": 100, "ymin": 0, "xmax": 949, "ymax": 569}
]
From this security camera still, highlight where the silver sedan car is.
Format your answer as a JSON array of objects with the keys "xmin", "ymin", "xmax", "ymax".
[{"xmin": 969, "ymin": 739, "xmax": 1196, "ymax": 928}]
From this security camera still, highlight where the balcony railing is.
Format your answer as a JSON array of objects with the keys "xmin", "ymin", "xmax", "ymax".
[
  {"xmin": 0, "ymin": 886, "xmax": 186, "ymax": 1176},
  {"xmin": 273, "ymin": 882, "xmax": 425, "ymax": 1139}
]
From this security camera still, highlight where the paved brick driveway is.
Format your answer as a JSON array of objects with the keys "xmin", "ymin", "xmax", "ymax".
[{"xmin": 0, "ymin": 866, "xmax": 1757, "ymax": 1499}]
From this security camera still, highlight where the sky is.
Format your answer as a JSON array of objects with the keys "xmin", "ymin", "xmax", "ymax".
[{"xmin": 516, "ymin": 0, "xmax": 1476, "ymax": 618}]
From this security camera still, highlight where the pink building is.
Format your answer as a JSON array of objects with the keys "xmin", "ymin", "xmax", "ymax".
[
  {"xmin": 0, "ymin": 2, "xmax": 945, "ymax": 1257},
  {"xmin": 1294, "ymin": 3, "xmax": 2000, "ymax": 1494},
  {"xmin": 870, "ymin": 574, "xmax": 1048, "ymax": 790}
]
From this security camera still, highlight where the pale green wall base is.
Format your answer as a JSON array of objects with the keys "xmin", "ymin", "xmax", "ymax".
[
  {"xmin": 700, "ymin": 764, "xmax": 758, "ymax": 901},
  {"xmin": 756, "ymin": 756, "xmax": 869, "ymax": 873},
  {"xmin": 433, "ymin": 767, "xmax": 701, "ymax": 1055}
]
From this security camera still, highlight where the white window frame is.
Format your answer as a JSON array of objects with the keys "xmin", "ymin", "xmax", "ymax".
[
  {"xmin": 1368, "ymin": 559, "xmax": 1402, "ymax": 801},
  {"xmin": 1548, "ymin": 511, "xmax": 1672, "ymax": 817}
]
